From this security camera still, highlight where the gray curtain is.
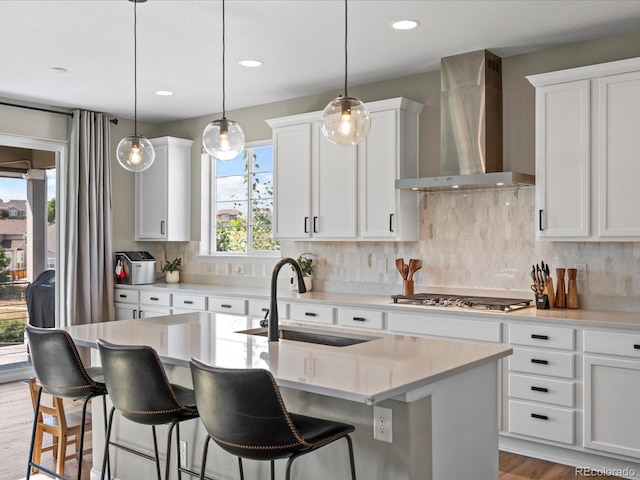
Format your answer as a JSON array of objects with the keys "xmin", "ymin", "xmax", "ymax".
[{"xmin": 59, "ymin": 110, "xmax": 114, "ymax": 326}]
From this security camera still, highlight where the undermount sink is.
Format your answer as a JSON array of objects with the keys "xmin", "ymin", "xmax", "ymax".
[{"xmin": 238, "ymin": 327, "xmax": 379, "ymax": 347}]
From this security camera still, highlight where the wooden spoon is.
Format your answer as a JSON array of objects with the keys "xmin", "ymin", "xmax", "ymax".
[
  {"xmin": 409, "ymin": 259, "xmax": 422, "ymax": 280},
  {"xmin": 395, "ymin": 258, "xmax": 406, "ymax": 279}
]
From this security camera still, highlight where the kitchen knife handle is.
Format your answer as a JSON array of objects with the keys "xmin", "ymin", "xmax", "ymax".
[
  {"xmin": 531, "ymin": 413, "xmax": 549, "ymax": 421},
  {"xmin": 531, "ymin": 358, "xmax": 549, "ymax": 365},
  {"xmin": 531, "ymin": 386, "xmax": 549, "ymax": 393},
  {"xmin": 313, "ymin": 216, "xmax": 318, "ymax": 233},
  {"xmin": 161, "ymin": 220, "xmax": 165, "ymax": 235},
  {"xmin": 531, "ymin": 334, "xmax": 549, "ymax": 340},
  {"xmin": 389, "ymin": 214, "xmax": 394, "ymax": 232},
  {"xmin": 304, "ymin": 216, "xmax": 309, "ymax": 233},
  {"xmin": 538, "ymin": 210, "xmax": 543, "ymax": 231}
]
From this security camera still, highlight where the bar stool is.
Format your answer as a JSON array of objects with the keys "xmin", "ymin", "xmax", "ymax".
[
  {"xmin": 25, "ymin": 324, "xmax": 110, "ymax": 480},
  {"xmin": 97, "ymin": 339, "xmax": 200, "ymax": 480},
  {"xmin": 189, "ymin": 358, "xmax": 357, "ymax": 480}
]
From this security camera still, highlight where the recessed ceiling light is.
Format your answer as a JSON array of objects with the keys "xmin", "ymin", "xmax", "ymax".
[
  {"xmin": 49, "ymin": 67, "xmax": 68, "ymax": 74},
  {"xmin": 156, "ymin": 90, "xmax": 174, "ymax": 96},
  {"xmin": 239, "ymin": 59, "xmax": 263, "ymax": 67},
  {"xmin": 391, "ymin": 20, "xmax": 419, "ymax": 30}
]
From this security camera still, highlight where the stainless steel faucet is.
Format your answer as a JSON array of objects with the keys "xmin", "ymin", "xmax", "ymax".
[{"xmin": 268, "ymin": 257, "xmax": 307, "ymax": 341}]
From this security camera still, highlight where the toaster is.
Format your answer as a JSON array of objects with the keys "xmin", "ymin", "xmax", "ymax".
[{"xmin": 115, "ymin": 251, "xmax": 156, "ymax": 285}]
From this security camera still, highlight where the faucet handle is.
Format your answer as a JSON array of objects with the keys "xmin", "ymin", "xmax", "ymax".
[{"xmin": 259, "ymin": 318, "xmax": 269, "ymax": 328}]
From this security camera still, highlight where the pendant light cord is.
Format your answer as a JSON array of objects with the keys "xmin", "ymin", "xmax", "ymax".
[
  {"xmin": 133, "ymin": 0, "xmax": 138, "ymax": 135},
  {"xmin": 222, "ymin": 0, "xmax": 226, "ymax": 119},
  {"xmin": 344, "ymin": 0, "xmax": 348, "ymax": 97}
]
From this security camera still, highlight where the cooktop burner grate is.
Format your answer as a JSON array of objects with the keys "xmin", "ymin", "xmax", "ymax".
[{"xmin": 390, "ymin": 293, "xmax": 532, "ymax": 311}]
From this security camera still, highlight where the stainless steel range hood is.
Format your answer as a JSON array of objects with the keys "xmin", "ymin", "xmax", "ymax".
[{"xmin": 396, "ymin": 50, "xmax": 534, "ymax": 191}]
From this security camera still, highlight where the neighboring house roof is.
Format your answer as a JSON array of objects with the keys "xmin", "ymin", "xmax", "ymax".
[
  {"xmin": 217, "ymin": 209, "xmax": 241, "ymax": 216},
  {"xmin": 1, "ymin": 239, "xmax": 24, "ymax": 250},
  {"xmin": 0, "ymin": 199, "xmax": 27, "ymax": 211},
  {"xmin": 0, "ymin": 219, "xmax": 26, "ymax": 235}
]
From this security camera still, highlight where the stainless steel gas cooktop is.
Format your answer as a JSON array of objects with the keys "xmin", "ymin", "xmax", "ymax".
[{"xmin": 390, "ymin": 293, "xmax": 532, "ymax": 312}]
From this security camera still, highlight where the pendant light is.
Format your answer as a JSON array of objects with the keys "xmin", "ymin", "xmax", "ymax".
[
  {"xmin": 202, "ymin": 0, "xmax": 245, "ymax": 161},
  {"xmin": 321, "ymin": 0, "xmax": 370, "ymax": 146},
  {"xmin": 116, "ymin": 0, "xmax": 155, "ymax": 172}
]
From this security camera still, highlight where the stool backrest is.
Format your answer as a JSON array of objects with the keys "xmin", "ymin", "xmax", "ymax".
[
  {"xmin": 26, "ymin": 324, "xmax": 105, "ymax": 398},
  {"xmin": 97, "ymin": 339, "xmax": 196, "ymax": 425},
  {"xmin": 190, "ymin": 358, "xmax": 307, "ymax": 460}
]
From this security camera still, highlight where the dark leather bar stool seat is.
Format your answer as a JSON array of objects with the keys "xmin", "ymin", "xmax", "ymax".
[
  {"xmin": 25, "ymin": 324, "xmax": 110, "ymax": 480},
  {"xmin": 97, "ymin": 339, "xmax": 200, "ymax": 480},
  {"xmin": 190, "ymin": 358, "xmax": 357, "ymax": 480}
]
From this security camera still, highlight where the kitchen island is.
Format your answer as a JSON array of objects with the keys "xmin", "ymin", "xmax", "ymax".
[{"xmin": 66, "ymin": 312, "xmax": 511, "ymax": 480}]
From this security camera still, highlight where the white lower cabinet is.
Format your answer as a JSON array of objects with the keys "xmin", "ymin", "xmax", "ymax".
[
  {"xmin": 387, "ymin": 311, "xmax": 501, "ymax": 343},
  {"xmin": 289, "ymin": 303, "xmax": 335, "ymax": 325},
  {"xmin": 509, "ymin": 399, "xmax": 574, "ymax": 445},
  {"xmin": 337, "ymin": 307, "xmax": 384, "ymax": 330},
  {"xmin": 207, "ymin": 296, "xmax": 247, "ymax": 315},
  {"xmin": 584, "ymin": 328, "xmax": 640, "ymax": 459}
]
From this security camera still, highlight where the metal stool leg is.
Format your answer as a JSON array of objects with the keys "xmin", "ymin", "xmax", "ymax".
[{"xmin": 199, "ymin": 436, "xmax": 211, "ymax": 480}]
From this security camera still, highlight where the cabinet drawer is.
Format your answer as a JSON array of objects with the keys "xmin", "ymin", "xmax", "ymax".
[
  {"xmin": 338, "ymin": 308, "xmax": 384, "ymax": 330},
  {"xmin": 290, "ymin": 303, "xmax": 335, "ymax": 325},
  {"xmin": 387, "ymin": 312, "xmax": 501, "ymax": 343},
  {"xmin": 248, "ymin": 300, "xmax": 288, "ymax": 319},
  {"xmin": 509, "ymin": 348, "xmax": 574, "ymax": 379},
  {"xmin": 140, "ymin": 291, "xmax": 171, "ymax": 307},
  {"xmin": 509, "ymin": 373, "xmax": 574, "ymax": 407},
  {"xmin": 173, "ymin": 293, "xmax": 207, "ymax": 311},
  {"xmin": 584, "ymin": 330, "xmax": 640, "ymax": 359},
  {"xmin": 114, "ymin": 288, "xmax": 139, "ymax": 304},
  {"xmin": 509, "ymin": 323, "xmax": 575, "ymax": 350},
  {"xmin": 208, "ymin": 296, "xmax": 247, "ymax": 315},
  {"xmin": 509, "ymin": 400, "xmax": 574, "ymax": 445}
]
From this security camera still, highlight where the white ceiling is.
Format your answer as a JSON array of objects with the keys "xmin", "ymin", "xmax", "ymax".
[{"xmin": 2, "ymin": 0, "xmax": 640, "ymax": 123}]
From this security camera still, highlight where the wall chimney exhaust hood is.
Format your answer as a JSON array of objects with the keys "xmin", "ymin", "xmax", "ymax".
[{"xmin": 396, "ymin": 50, "xmax": 534, "ymax": 192}]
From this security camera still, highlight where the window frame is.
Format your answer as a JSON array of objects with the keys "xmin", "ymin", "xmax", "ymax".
[{"xmin": 200, "ymin": 139, "xmax": 280, "ymax": 258}]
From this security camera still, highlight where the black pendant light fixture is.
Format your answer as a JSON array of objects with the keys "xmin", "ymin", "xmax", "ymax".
[
  {"xmin": 321, "ymin": 0, "xmax": 371, "ymax": 146},
  {"xmin": 202, "ymin": 0, "xmax": 245, "ymax": 161},
  {"xmin": 116, "ymin": 0, "xmax": 155, "ymax": 172}
]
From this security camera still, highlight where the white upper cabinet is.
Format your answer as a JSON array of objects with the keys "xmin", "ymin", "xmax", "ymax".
[
  {"xmin": 528, "ymin": 57, "xmax": 640, "ymax": 241},
  {"xmin": 267, "ymin": 97, "xmax": 423, "ymax": 242},
  {"xmin": 135, "ymin": 136, "xmax": 193, "ymax": 241}
]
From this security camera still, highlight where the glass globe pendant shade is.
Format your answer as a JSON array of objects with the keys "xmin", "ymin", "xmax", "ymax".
[
  {"xmin": 202, "ymin": 117, "xmax": 245, "ymax": 160},
  {"xmin": 321, "ymin": 96, "xmax": 371, "ymax": 146},
  {"xmin": 116, "ymin": 134, "xmax": 155, "ymax": 172}
]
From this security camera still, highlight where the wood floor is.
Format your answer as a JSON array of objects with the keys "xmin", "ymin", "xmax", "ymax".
[{"xmin": 0, "ymin": 379, "xmax": 623, "ymax": 480}]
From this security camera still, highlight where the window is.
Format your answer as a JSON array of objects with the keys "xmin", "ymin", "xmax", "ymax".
[{"xmin": 203, "ymin": 141, "xmax": 279, "ymax": 255}]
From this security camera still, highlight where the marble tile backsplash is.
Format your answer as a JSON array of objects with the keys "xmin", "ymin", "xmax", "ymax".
[{"xmin": 160, "ymin": 185, "xmax": 640, "ymax": 312}]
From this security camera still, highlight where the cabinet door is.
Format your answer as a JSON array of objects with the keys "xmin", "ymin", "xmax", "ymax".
[
  {"xmin": 359, "ymin": 109, "xmax": 398, "ymax": 239},
  {"xmin": 535, "ymin": 80, "xmax": 591, "ymax": 239},
  {"xmin": 273, "ymin": 123, "xmax": 313, "ymax": 239},
  {"xmin": 312, "ymin": 123, "xmax": 358, "ymax": 238},
  {"xmin": 597, "ymin": 71, "xmax": 640, "ymax": 237},
  {"xmin": 136, "ymin": 141, "xmax": 168, "ymax": 240},
  {"xmin": 114, "ymin": 303, "xmax": 138, "ymax": 320},
  {"xmin": 584, "ymin": 355, "xmax": 640, "ymax": 458}
]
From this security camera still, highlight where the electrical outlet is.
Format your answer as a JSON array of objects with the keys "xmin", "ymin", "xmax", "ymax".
[
  {"xmin": 575, "ymin": 263, "xmax": 587, "ymax": 294},
  {"xmin": 377, "ymin": 258, "xmax": 388, "ymax": 274},
  {"xmin": 179, "ymin": 440, "xmax": 188, "ymax": 467},
  {"xmin": 373, "ymin": 406, "xmax": 393, "ymax": 443},
  {"xmin": 236, "ymin": 264, "xmax": 246, "ymax": 274}
]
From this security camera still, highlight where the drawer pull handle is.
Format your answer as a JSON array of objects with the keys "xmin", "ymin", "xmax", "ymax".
[
  {"xmin": 531, "ymin": 334, "xmax": 549, "ymax": 340},
  {"xmin": 221, "ymin": 304, "xmax": 232, "ymax": 308},
  {"xmin": 305, "ymin": 312, "xmax": 318, "ymax": 317},
  {"xmin": 531, "ymin": 358, "xmax": 549, "ymax": 365},
  {"xmin": 261, "ymin": 308, "xmax": 269, "ymax": 312},
  {"xmin": 150, "ymin": 297, "xmax": 159, "ymax": 301},
  {"xmin": 634, "ymin": 344, "xmax": 640, "ymax": 350},
  {"xmin": 353, "ymin": 317, "xmax": 366, "ymax": 322},
  {"xmin": 531, "ymin": 386, "xmax": 549, "ymax": 393},
  {"xmin": 531, "ymin": 413, "xmax": 548, "ymax": 421},
  {"xmin": 183, "ymin": 300, "xmax": 194, "ymax": 305},
  {"xmin": 119, "ymin": 294, "xmax": 127, "ymax": 298}
]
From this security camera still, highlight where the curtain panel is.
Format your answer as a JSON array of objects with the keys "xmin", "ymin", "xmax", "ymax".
[{"xmin": 59, "ymin": 110, "xmax": 114, "ymax": 326}]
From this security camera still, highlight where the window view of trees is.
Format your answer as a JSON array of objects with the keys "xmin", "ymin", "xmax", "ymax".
[{"xmin": 214, "ymin": 145, "xmax": 279, "ymax": 254}]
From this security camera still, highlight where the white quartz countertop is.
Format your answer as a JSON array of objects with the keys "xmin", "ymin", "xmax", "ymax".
[
  {"xmin": 116, "ymin": 282, "xmax": 640, "ymax": 329},
  {"xmin": 65, "ymin": 312, "xmax": 512, "ymax": 405}
]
